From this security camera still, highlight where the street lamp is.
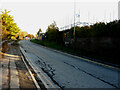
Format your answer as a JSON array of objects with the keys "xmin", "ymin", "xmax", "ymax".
[{"xmin": 74, "ymin": 0, "xmax": 76, "ymax": 41}]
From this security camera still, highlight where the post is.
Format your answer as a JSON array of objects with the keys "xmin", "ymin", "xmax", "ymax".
[
  {"xmin": 74, "ymin": 0, "xmax": 76, "ymax": 41},
  {"xmin": 118, "ymin": 1, "xmax": 120, "ymax": 20}
]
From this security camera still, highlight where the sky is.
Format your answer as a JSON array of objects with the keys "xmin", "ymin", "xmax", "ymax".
[{"xmin": 0, "ymin": 0, "xmax": 119, "ymax": 36}]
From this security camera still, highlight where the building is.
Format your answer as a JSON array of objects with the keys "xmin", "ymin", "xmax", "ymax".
[{"xmin": 118, "ymin": 1, "xmax": 120, "ymax": 20}]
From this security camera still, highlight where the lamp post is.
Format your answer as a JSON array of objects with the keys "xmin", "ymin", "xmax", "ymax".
[
  {"xmin": 74, "ymin": 0, "xmax": 76, "ymax": 41},
  {"xmin": 118, "ymin": 1, "xmax": 120, "ymax": 20}
]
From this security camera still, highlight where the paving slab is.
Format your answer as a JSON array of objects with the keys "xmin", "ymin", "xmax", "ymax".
[
  {"xmin": 0, "ymin": 42, "xmax": 36, "ymax": 89},
  {"xmin": 10, "ymin": 56, "xmax": 19, "ymax": 88},
  {"xmin": 2, "ymin": 54, "xmax": 9, "ymax": 88}
]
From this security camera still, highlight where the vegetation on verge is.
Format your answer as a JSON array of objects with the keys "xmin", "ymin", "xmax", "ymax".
[
  {"xmin": 45, "ymin": 21, "xmax": 59, "ymax": 42},
  {"xmin": 31, "ymin": 39, "xmax": 75, "ymax": 53},
  {"xmin": 68, "ymin": 20, "xmax": 120, "ymax": 38}
]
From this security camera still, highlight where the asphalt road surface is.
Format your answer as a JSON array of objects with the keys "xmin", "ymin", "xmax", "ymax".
[{"xmin": 19, "ymin": 40, "xmax": 120, "ymax": 88}]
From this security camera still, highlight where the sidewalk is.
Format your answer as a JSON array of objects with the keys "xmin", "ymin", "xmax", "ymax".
[
  {"xmin": 0, "ymin": 53, "xmax": 2, "ymax": 89},
  {"xmin": 0, "ymin": 43, "xmax": 36, "ymax": 89}
]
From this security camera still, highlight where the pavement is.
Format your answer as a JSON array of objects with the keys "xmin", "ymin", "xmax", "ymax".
[
  {"xmin": 2, "ymin": 52, "xmax": 19, "ymax": 88},
  {"xmin": 0, "ymin": 41, "xmax": 36, "ymax": 89},
  {"xmin": 0, "ymin": 54, "xmax": 2, "ymax": 89},
  {"xmin": 0, "ymin": 52, "xmax": 19, "ymax": 89}
]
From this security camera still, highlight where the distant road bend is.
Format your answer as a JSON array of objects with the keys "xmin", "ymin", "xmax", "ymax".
[{"xmin": 19, "ymin": 40, "xmax": 120, "ymax": 88}]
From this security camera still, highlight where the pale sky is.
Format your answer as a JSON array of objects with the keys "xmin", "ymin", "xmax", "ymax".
[{"xmin": 0, "ymin": 0, "xmax": 119, "ymax": 36}]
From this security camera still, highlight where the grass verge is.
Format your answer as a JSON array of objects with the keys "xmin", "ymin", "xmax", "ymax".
[{"xmin": 30, "ymin": 39, "xmax": 75, "ymax": 53}]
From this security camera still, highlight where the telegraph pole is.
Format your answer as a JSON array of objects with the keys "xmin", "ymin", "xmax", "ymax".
[
  {"xmin": 118, "ymin": 1, "xmax": 120, "ymax": 20},
  {"xmin": 74, "ymin": 0, "xmax": 76, "ymax": 41}
]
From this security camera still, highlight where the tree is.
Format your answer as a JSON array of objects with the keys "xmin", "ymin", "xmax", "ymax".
[
  {"xmin": 1, "ymin": 9, "xmax": 20, "ymax": 40},
  {"xmin": 18, "ymin": 31, "xmax": 28, "ymax": 39},
  {"xmin": 0, "ymin": 15, "xmax": 2, "ymax": 41},
  {"xmin": 45, "ymin": 21, "xmax": 59, "ymax": 42},
  {"xmin": 26, "ymin": 34, "xmax": 34, "ymax": 39},
  {"xmin": 37, "ymin": 28, "xmax": 42, "ymax": 39},
  {"xmin": 39, "ymin": 28, "xmax": 42, "ymax": 33}
]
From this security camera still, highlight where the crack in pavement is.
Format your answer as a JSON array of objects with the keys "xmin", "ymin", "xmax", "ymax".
[
  {"xmin": 23, "ymin": 45, "xmax": 56, "ymax": 78},
  {"xmin": 63, "ymin": 61, "xmax": 118, "ymax": 88},
  {"xmin": 36, "ymin": 60, "xmax": 55, "ymax": 77}
]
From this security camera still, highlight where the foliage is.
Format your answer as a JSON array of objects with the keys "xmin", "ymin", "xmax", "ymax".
[
  {"xmin": 36, "ymin": 28, "xmax": 42, "ymax": 37},
  {"xmin": 26, "ymin": 34, "xmax": 34, "ymax": 39},
  {"xmin": 31, "ymin": 39, "xmax": 74, "ymax": 52},
  {"xmin": 1, "ymin": 9, "xmax": 20, "ymax": 40},
  {"xmin": 105, "ymin": 20, "xmax": 120, "ymax": 37},
  {"xmin": 45, "ymin": 21, "xmax": 59, "ymax": 42},
  {"xmin": 0, "ymin": 15, "xmax": 2, "ymax": 41},
  {"xmin": 68, "ymin": 20, "xmax": 120, "ymax": 38},
  {"xmin": 36, "ymin": 28, "xmax": 42, "ymax": 38},
  {"xmin": 18, "ymin": 31, "xmax": 28, "ymax": 39},
  {"xmin": 37, "ymin": 28, "xmax": 42, "ymax": 35}
]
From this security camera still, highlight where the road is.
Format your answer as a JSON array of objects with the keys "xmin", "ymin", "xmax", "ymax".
[{"xmin": 19, "ymin": 40, "xmax": 120, "ymax": 88}]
